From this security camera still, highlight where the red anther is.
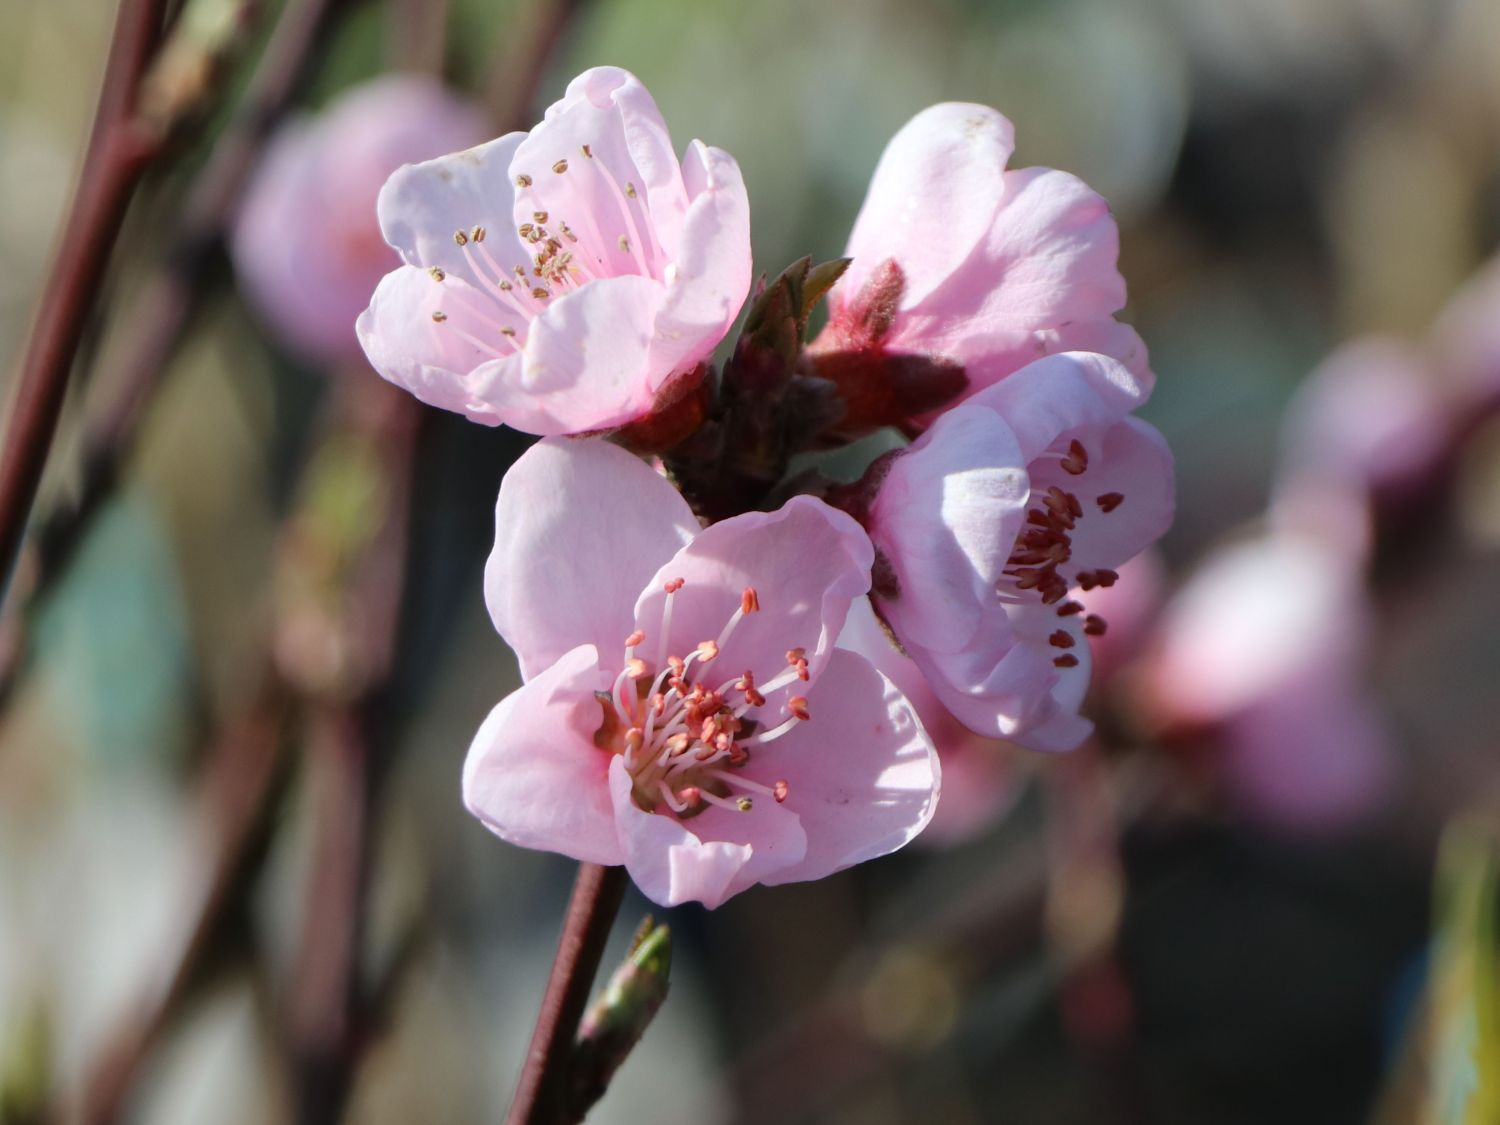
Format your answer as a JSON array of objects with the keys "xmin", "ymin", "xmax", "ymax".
[
  {"xmin": 1053, "ymin": 654, "xmax": 1079, "ymax": 668},
  {"xmin": 1057, "ymin": 601, "xmax": 1085, "ymax": 616},
  {"xmin": 744, "ymin": 688, "xmax": 766, "ymax": 708},
  {"xmin": 1040, "ymin": 579, "xmax": 1068, "ymax": 605},
  {"xmin": 1061, "ymin": 438, "xmax": 1089, "ymax": 475},
  {"xmin": 773, "ymin": 779, "xmax": 789, "ymax": 803},
  {"xmin": 1094, "ymin": 568, "xmax": 1119, "ymax": 587},
  {"xmin": 785, "ymin": 647, "xmax": 806, "ymax": 665},
  {"xmin": 624, "ymin": 657, "xmax": 649, "ymax": 679},
  {"xmin": 1026, "ymin": 509, "xmax": 1054, "ymax": 527},
  {"xmin": 789, "ymin": 696, "xmax": 811, "ymax": 721},
  {"xmin": 1096, "ymin": 492, "xmax": 1125, "ymax": 513},
  {"xmin": 1084, "ymin": 614, "xmax": 1108, "ymax": 636},
  {"xmin": 742, "ymin": 586, "xmax": 761, "ymax": 614},
  {"xmin": 728, "ymin": 746, "xmax": 750, "ymax": 767},
  {"xmin": 665, "ymin": 732, "xmax": 691, "ymax": 755},
  {"xmin": 625, "ymin": 630, "xmax": 646, "ymax": 648},
  {"xmin": 735, "ymin": 670, "xmax": 756, "ymax": 691},
  {"xmin": 664, "ymin": 577, "xmax": 685, "ymax": 594},
  {"xmin": 694, "ymin": 744, "xmax": 718, "ymax": 761},
  {"xmin": 715, "ymin": 732, "xmax": 733, "ymax": 752},
  {"xmin": 1066, "ymin": 492, "xmax": 1083, "ymax": 518},
  {"xmin": 794, "ymin": 659, "xmax": 810, "ymax": 681},
  {"xmin": 1048, "ymin": 630, "xmax": 1075, "ymax": 649},
  {"xmin": 678, "ymin": 786, "xmax": 702, "ymax": 807},
  {"xmin": 668, "ymin": 655, "xmax": 686, "ymax": 677},
  {"xmin": 623, "ymin": 728, "xmax": 644, "ymax": 755},
  {"xmin": 696, "ymin": 639, "xmax": 719, "ymax": 661},
  {"xmin": 651, "ymin": 693, "xmax": 667, "ymax": 714},
  {"xmin": 1077, "ymin": 570, "xmax": 1101, "ymax": 591},
  {"xmin": 700, "ymin": 717, "xmax": 719, "ymax": 742}
]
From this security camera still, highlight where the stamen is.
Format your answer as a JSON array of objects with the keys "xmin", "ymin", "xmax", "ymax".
[
  {"xmin": 625, "ymin": 630, "xmax": 645, "ymax": 648},
  {"xmin": 428, "ymin": 267, "xmax": 445, "ymax": 282},
  {"xmin": 1053, "ymin": 654, "xmax": 1079, "ymax": 668},
  {"xmin": 515, "ymin": 173, "xmax": 533, "ymax": 187},
  {"xmin": 1084, "ymin": 614, "xmax": 1108, "ymax": 636},
  {"xmin": 788, "ymin": 697, "xmax": 810, "ymax": 721},
  {"xmin": 552, "ymin": 159, "xmax": 569, "ymax": 174},
  {"xmin": 1096, "ymin": 492, "xmax": 1125, "ymax": 512},
  {"xmin": 1048, "ymin": 630, "xmax": 1075, "ymax": 649},
  {"xmin": 742, "ymin": 587, "xmax": 760, "ymax": 614},
  {"xmin": 1060, "ymin": 439, "xmax": 1089, "ymax": 475},
  {"xmin": 1056, "ymin": 601, "xmax": 1085, "ymax": 617}
]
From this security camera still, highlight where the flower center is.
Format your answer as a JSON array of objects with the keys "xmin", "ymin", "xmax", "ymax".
[
  {"xmin": 997, "ymin": 435, "xmax": 1124, "ymax": 667},
  {"xmin": 594, "ymin": 579, "xmax": 808, "ymax": 818},
  {"xmin": 424, "ymin": 143, "xmax": 667, "ymax": 359}
]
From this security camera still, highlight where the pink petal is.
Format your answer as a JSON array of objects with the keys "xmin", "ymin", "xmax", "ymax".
[
  {"xmin": 964, "ymin": 351, "xmax": 1145, "ymax": 463},
  {"xmin": 376, "ymin": 132, "xmax": 529, "ymax": 289},
  {"xmin": 485, "ymin": 438, "xmax": 698, "ymax": 680},
  {"xmin": 1027, "ymin": 416, "xmax": 1175, "ymax": 574},
  {"xmin": 649, "ymin": 141, "xmax": 753, "ymax": 382},
  {"xmin": 633, "ymin": 497, "xmax": 873, "ymax": 691},
  {"xmin": 843, "ymin": 104, "xmax": 1015, "ymax": 309},
  {"xmin": 462, "ymin": 645, "xmax": 622, "ymax": 865},
  {"xmin": 517, "ymin": 273, "xmax": 667, "ymax": 432},
  {"xmin": 357, "ymin": 266, "xmax": 521, "ymax": 424},
  {"xmin": 607, "ymin": 758, "xmax": 807, "ymax": 909},
  {"xmin": 869, "ymin": 403, "xmax": 1028, "ymax": 653},
  {"xmin": 755, "ymin": 649, "xmax": 938, "ymax": 885}
]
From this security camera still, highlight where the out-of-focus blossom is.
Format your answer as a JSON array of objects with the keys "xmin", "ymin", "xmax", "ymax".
[
  {"xmin": 1433, "ymin": 252, "xmax": 1500, "ymax": 411},
  {"xmin": 808, "ymin": 103, "xmax": 1151, "ymax": 431},
  {"xmin": 839, "ymin": 598, "xmax": 1019, "ymax": 846},
  {"xmin": 1141, "ymin": 533, "xmax": 1394, "ymax": 834},
  {"xmin": 1082, "ymin": 549, "xmax": 1166, "ymax": 681},
  {"xmin": 233, "ymin": 75, "xmax": 486, "ymax": 365},
  {"xmin": 852, "ymin": 352, "xmax": 1173, "ymax": 752},
  {"xmin": 1273, "ymin": 338, "xmax": 1448, "ymax": 550},
  {"xmin": 358, "ymin": 67, "xmax": 751, "ymax": 438},
  {"xmin": 463, "ymin": 439, "xmax": 937, "ymax": 908}
]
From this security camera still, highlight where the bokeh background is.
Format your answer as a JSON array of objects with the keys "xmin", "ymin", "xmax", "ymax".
[{"xmin": 2, "ymin": 0, "xmax": 1499, "ymax": 1121}]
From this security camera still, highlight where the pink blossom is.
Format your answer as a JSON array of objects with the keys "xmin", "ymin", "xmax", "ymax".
[
  {"xmin": 811, "ymin": 103, "xmax": 1151, "ymax": 425},
  {"xmin": 233, "ymin": 76, "xmax": 486, "ymax": 365},
  {"xmin": 857, "ymin": 351, "xmax": 1173, "ymax": 752},
  {"xmin": 1141, "ymin": 534, "xmax": 1394, "ymax": 834},
  {"xmin": 357, "ymin": 67, "xmax": 751, "ymax": 437},
  {"xmin": 839, "ymin": 598, "xmax": 1019, "ymax": 847},
  {"xmin": 463, "ymin": 438, "xmax": 938, "ymax": 908}
]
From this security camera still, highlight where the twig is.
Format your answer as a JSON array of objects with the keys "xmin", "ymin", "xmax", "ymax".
[
  {"xmin": 0, "ymin": 0, "xmax": 352, "ymax": 706},
  {"xmin": 482, "ymin": 0, "xmax": 588, "ymax": 130},
  {"xmin": 506, "ymin": 863, "xmax": 630, "ymax": 1125},
  {"xmin": 0, "ymin": 0, "xmax": 168, "ymax": 598}
]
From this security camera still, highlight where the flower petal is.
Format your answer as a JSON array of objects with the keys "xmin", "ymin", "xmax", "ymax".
[
  {"xmin": 964, "ymin": 351, "xmax": 1145, "ymax": 462},
  {"xmin": 756, "ymin": 649, "xmax": 938, "ymax": 884},
  {"xmin": 633, "ymin": 497, "xmax": 873, "ymax": 692},
  {"xmin": 517, "ymin": 273, "xmax": 667, "ymax": 432},
  {"xmin": 608, "ymin": 757, "xmax": 807, "ymax": 908},
  {"xmin": 376, "ymin": 132, "xmax": 529, "ymax": 289},
  {"xmin": 869, "ymin": 403, "xmax": 1029, "ymax": 653},
  {"xmin": 462, "ymin": 645, "xmax": 621, "ymax": 865},
  {"xmin": 648, "ymin": 141, "xmax": 752, "ymax": 382},
  {"xmin": 843, "ymin": 104, "xmax": 1014, "ymax": 309},
  {"xmin": 485, "ymin": 438, "xmax": 698, "ymax": 679},
  {"xmin": 357, "ymin": 265, "xmax": 521, "ymax": 424}
]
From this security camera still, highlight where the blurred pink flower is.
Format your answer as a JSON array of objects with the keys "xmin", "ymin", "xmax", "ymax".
[
  {"xmin": 233, "ymin": 75, "xmax": 486, "ymax": 365},
  {"xmin": 357, "ymin": 66, "xmax": 751, "ymax": 437},
  {"xmin": 463, "ymin": 438, "xmax": 937, "ymax": 908},
  {"xmin": 1433, "ymin": 251, "xmax": 1500, "ymax": 411},
  {"xmin": 857, "ymin": 352, "xmax": 1173, "ymax": 752},
  {"xmin": 839, "ymin": 598, "xmax": 1019, "ymax": 847},
  {"xmin": 1082, "ymin": 550, "xmax": 1165, "ymax": 682},
  {"xmin": 1142, "ymin": 534, "xmax": 1394, "ymax": 834},
  {"xmin": 811, "ymin": 103, "xmax": 1151, "ymax": 425}
]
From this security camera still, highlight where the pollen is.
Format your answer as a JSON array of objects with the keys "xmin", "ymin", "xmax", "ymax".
[
  {"xmin": 1060, "ymin": 439, "xmax": 1089, "ymax": 475},
  {"xmin": 1084, "ymin": 614, "xmax": 1108, "ymax": 636},
  {"xmin": 789, "ymin": 697, "xmax": 810, "ymax": 721},
  {"xmin": 552, "ymin": 158, "xmax": 569, "ymax": 174},
  {"xmin": 430, "ymin": 310, "xmax": 447, "ymax": 322},
  {"xmin": 1048, "ymin": 630, "xmax": 1075, "ymax": 649},
  {"xmin": 1053, "ymin": 654, "xmax": 1079, "ymax": 668},
  {"xmin": 427, "ymin": 266, "xmax": 445, "ymax": 282},
  {"xmin": 453, "ymin": 229, "xmax": 469, "ymax": 246},
  {"xmin": 742, "ymin": 587, "xmax": 760, "ymax": 614},
  {"xmin": 1096, "ymin": 492, "xmax": 1125, "ymax": 513},
  {"xmin": 581, "ymin": 143, "xmax": 593, "ymax": 158},
  {"xmin": 515, "ymin": 173, "xmax": 533, "ymax": 187}
]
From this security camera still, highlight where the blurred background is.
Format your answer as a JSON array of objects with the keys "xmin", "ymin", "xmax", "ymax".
[{"xmin": 2, "ymin": 0, "xmax": 1499, "ymax": 1121}]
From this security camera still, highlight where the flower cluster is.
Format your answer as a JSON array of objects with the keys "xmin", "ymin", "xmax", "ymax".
[{"xmin": 348, "ymin": 68, "xmax": 1173, "ymax": 904}]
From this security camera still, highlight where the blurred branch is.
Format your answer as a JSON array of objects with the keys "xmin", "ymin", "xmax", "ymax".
[
  {"xmin": 0, "ymin": 0, "xmax": 354, "ymax": 707},
  {"xmin": 0, "ymin": 0, "xmax": 170, "ymax": 601},
  {"xmin": 75, "ymin": 664, "xmax": 296, "ymax": 1125},
  {"xmin": 482, "ymin": 0, "xmax": 590, "ymax": 131},
  {"xmin": 506, "ymin": 863, "xmax": 629, "ymax": 1125}
]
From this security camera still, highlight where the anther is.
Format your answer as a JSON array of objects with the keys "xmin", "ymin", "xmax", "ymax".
[
  {"xmin": 1096, "ymin": 492, "xmax": 1125, "ymax": 512},
  {"xmin": 773, "ymin": 780, "xmax": 789, "ymax": 803},
  {"xmin": 742, "ymin": 587, "xmax": 760, "ymax": 614},
  {"xmin": 515, "ymin": 173, "xmax": 533, "ymax": 187},
  {"xmin": 531, "ymin": 287, "xmax": 550, "ymax": 300},
  {"xmin": 453, "ymin": 229, "xmax": 469, "ymax": 246},
  {"xmin": 1061, "ymin": 439, "xmax": 1089, "ymax": 475},
  {"xmin": 430, "ymin": 310, "xmax": 447, "ymax": 322},
  {"xmin": 1056, "ymin": 601, "xmax": 1085, "ymax": 617},
  {"xmin": 696, "ymin": 640, "xmax": 719, "ymax": 662},
  {"xmin": 736, "ymin": 797, "xmax": 754, "ymax": 812},
  {"xmin": 625, "ymin": 657, "xmax": 649, "ymax": 679},
  {"xmin": 501, "ymin": 326, "xmax": 517, "ymax": 337},
  {"xmin": 427, "ymin": 266, "xmax": 445, "ymax": 282},
  {"xmin": 552, "ymin": 159, "xmax": 569, "ymax": 174},
  {"xmin": 789, "ymin": 697, "xmax": 810, "ymax": 721},
  {"xmin": 1053, "ymin": 654, "xmax": 1079, "ymax": 668},
  {"xmin": 471, "ymin": 225, "xmax": 486, "ymax": 242},
  {"xmin": 625, "ymin": 630, "xmax": 645, "ymax": 648},
  {"xmin": 664, "ymin": 577, "xmax": 685, "ymax": 594},
  {"xmin": 581, "ymin": 143, "xmax": 593, "ymax": 158},
  {"xmin": 1048, "ymin": 630, "xmax": 1075, "ymax": 649},
  {"xmin": 533, "ymin": 210, "xmax": 548, "ymax": 223},
  {"xmin": 625, "ymin": 182, "xmax": 638, "ymax": 198},
  {"xmin": 1084, "ymin": 614, "xmax": 1108, "ymax": 636}
]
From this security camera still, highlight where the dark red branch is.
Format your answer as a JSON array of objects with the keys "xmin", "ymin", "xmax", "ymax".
[
  {"xmin": 506, "ymin": 863, "xmax": 629, "ymax": 1125},
  {"xmin": 0, "ymin": 0, "xmax": 168, "ymax": 599}
]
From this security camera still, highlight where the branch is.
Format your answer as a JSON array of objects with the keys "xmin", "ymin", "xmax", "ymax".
[
  {"xmin": 506, "ymin": 863, "xmax": 630, "ymax": 1125},
  {"xmin": 0, "ymin": 0, "xmax": 169, "ymax": 598}
]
